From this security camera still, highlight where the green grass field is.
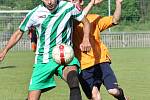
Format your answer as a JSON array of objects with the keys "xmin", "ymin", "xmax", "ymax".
[{"xmin": 0, "ymin": 48, "xmax": 150, "ymax": 100}]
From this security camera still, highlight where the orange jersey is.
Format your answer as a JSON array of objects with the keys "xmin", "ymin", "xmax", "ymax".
[{"xmin": 73, "ymin": 14, "xmax": 115, "ymax": 70}]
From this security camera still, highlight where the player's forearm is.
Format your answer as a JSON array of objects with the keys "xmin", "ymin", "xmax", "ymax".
[
  {"xmin": 83, "ymin": 2, "xmax": 94, "ymax": 16},
  {"xmin": 80, "ymin": 17, "xmax": 91, "ymax": 51},
  {"xmin": 82, "ymin": 18, "xmax": 90, "ymax": 41},
  {"xmin": 112, "ymin": 0, "xmax": 122, "ymax": 24},
  {"xmin": 3, "ymin": 29, "xmax": 23, "ymax": 53},
  {"xmin": 83, "ymin": 0, "xmax": 103, "ymax": 16}
]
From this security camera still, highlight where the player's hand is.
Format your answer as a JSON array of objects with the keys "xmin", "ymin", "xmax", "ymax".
[
  {"xmin": 94, "ymin": 0, "xmax": 103, "ymax": 5},
  {"xmin": 89, "ymin": 0, "xmax": 95, "ymax": 5},
  {"xmin": 80, "ymin": 39, "xmax": 91, "ymax": 52},
  {"xmin": 89, "ymin": 0, "xmax": 103, "ymax": 5},
  {"xmin": 0, "ymin": 50, "xmax": 7, "ymax": 62}
]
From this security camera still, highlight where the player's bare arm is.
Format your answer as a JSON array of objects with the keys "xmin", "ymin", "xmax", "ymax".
[
  {"xmin": 83, "ymin": 0, "xmax": 103, "ymax": 16},
  {"xmin": 80, "ymin": 17, "xmax": 91, "ymax": 52},
  {"xmin": 0, "ymin": 29, "xmax": 23, "ymax": 62},
  {"xmin": 112, "ymin": 0, "xmax": 123, "ymax": 24}
]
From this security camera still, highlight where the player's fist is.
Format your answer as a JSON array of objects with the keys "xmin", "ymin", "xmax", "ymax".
[
  {"xmin": 89, "ymin": 0, "xmax": 103, "ymax": 5},
  {"xmin": 94, "ymin": 0, "xmax": 103, "ymax": 5},
  {"xmin": 80, "ymin": 39, "xmax": 91, "ymax": 52},
  {"xmin": 0, "ymin": 50, "xmax": 7, "ymax": 62}
]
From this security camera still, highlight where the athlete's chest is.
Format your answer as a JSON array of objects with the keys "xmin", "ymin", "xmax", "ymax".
[{"xmin": 34, "ymin": 10, "xmax": 72, "ymax": 29}]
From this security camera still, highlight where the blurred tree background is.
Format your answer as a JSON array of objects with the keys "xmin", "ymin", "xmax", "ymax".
[
  {"xmin": 0, "ymin": 0, "xmax": 150, "ymax": 31},
  {"xmin": 0, "ymin": 0, "xmax": 41, "ymax": 10},
  {"xmin": 0, "ymin": 0, "xmax": 149, "ymax": 22}
]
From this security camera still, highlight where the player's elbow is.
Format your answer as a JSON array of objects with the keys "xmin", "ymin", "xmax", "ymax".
[{"xmin": 112, "ymin": 17, "xmax": 120, "ymax": 25}]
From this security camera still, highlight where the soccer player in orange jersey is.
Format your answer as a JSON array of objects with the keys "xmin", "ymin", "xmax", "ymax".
[
  {"xmin": 73, "ymin": 0, "xmax": 129, "ymax": 100},
  {"xmin": 28, "ymin": 26, "xmax": 37, "ymax": 52}
]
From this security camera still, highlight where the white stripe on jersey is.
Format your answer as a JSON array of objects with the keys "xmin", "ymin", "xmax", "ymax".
[{"xmin": 56, "ymin": 12, "xmax": 70, "ymax": 43}]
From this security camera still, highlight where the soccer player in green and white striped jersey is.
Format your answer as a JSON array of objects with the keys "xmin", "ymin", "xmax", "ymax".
[{"xmin": 0, "ymin": 0, "xmax": 91, "ymax": 100}]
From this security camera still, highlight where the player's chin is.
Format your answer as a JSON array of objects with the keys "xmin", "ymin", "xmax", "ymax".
[
  {"xmin": 47, "ymin": 6, "xmax": 55, "ymax": 11},
  {"xmin": 48, "ymin": 8, "xmax": 54, "ymax": 11}
]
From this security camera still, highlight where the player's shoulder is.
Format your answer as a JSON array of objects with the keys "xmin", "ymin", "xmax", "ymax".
[
  {"xmin": 25, "ymin": 5, "xmax": 42, "ymax": 18},
  {"xmin": 87, "ymin": 14, "xmax": 113, "ymax": 22},
  {"xmin": 87, "ymin": 14, "xmax": 100, "ymax": 18},
  {"xmin": 100, "ymin": 16, "xmax": 113, "ymax": 22},
  {"xmin": 29, "ymin": 4, "xmax": 50, "ymax": 18},
  {"xmin": 86, "ymin": 14, "xmax": 102, "ymax": 22}
]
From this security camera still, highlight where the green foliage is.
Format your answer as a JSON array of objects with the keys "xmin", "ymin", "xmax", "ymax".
[
  {"xmin": 86, "ymin": 0, "xmax": 140, "ymax": 21},
  {"xmin": 0, "ymin": 0, "xmax": 41, "ymax": 10},
  {"xmin": 0, "ymin": 0, "xmax": 147, "ymax": 21},
  {"xmin": 31, "ymin": 0, "xmax": 42, "ymax": 7},
  {"xmin": 14, "ymin": 0, "xmax": 33, "ymax": 10},
  {"xmin": 0, "ymin": 0, "xmax": 149, "ymax": 31},
  {"xmin": 121, "ymin": 0, "xmax": 140, "ymax": 21}
]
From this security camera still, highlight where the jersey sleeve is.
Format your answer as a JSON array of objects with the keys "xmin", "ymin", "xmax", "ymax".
[
  {"xmin": 98, "ymin": 16, "xmax": 115, "ymax": 32},
  {"xmin": 19, "ymin": 8, "xmax": 38, "ymax": 32}
]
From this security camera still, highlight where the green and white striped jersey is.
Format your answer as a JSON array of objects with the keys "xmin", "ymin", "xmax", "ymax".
[{"xmin": 19, "ymin": 1, "xmax": 84, "ymax": 64}]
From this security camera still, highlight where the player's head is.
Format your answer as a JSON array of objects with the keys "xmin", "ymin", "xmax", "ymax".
[{"xmin": 42, "ymin": 0, "xmax": 58, "ymax": 12}]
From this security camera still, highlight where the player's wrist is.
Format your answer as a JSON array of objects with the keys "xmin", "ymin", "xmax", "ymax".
[
  {"xmin": 88, "ymin": 2, "xmax": 94, "ymax": 6},
  {"xmin": 115, "ymin": 2, "xmax": 122, "ymax": 8},
  {"xmin": 1, "ymin": 48, "xmax": 7, "ymax": 56},
  {"xmin": 116, "ymin": 1, "xmax": 122, "ymax": 5},
  {"xmin": 82, "ymin": 37, "xmax": 90, "ymax": 44}
]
